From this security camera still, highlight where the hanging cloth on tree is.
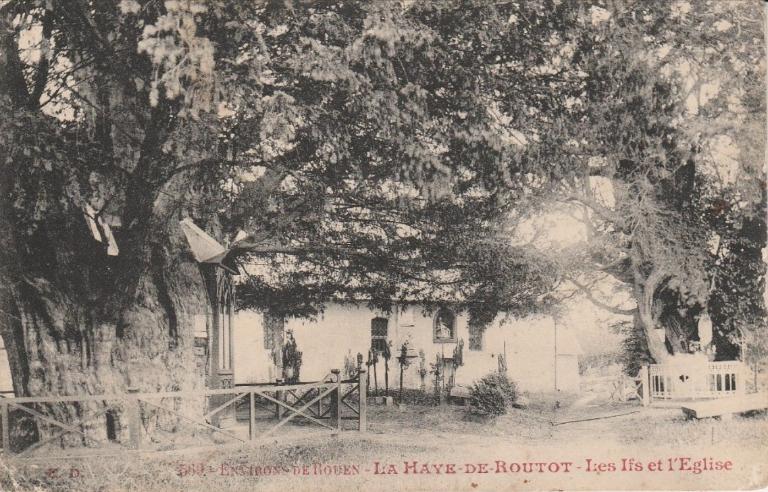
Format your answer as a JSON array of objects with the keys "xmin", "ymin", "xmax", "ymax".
[{"xmin": 83, "ymin": 204, "xmax": 119, "ymax": 256}]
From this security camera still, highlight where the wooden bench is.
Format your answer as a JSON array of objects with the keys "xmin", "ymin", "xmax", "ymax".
[{"xmin": 681, "ymin": 393, "xmax": 768, "ymax": 419}]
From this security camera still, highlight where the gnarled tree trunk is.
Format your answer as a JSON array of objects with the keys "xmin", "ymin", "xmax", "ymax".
[
  {"xmin": 0, "ymin": 9, "xmax": 218, "ymax": 448},
  {"xmin": 632, "ymin": 263, "xmax": 671, "ymax": 364},
  {"xmin": 0, "ymin": 196, "xmax": 210, "ymax": 445}
]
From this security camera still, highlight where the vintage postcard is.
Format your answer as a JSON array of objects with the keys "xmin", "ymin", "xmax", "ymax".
[{"xmin": 0, "ymin": 0, "xmax": 765, "ymax": 490}]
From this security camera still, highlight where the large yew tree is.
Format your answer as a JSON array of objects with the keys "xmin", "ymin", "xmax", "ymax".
[
  {"xmin": 548, "ymin": 0, "xmax": 766, "ymax": 364},
  {"xmin": 0, "ymin": 0, "xmax": 595, "ymax": 406}
]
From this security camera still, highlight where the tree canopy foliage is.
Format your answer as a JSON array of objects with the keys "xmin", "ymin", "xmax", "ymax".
[
  {"xmin": 538, "ymin": 0, "xmax": 766, "ymax": 363},
  {"xmin": 0, "ymin": 0, "xmax": 764, "ymax": 400}
]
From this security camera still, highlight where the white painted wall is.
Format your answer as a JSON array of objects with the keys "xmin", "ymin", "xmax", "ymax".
[
  {"xmin": 233, "ymin": 310, "xmax": 277, "ymax": 384},
  {"xmin": 233, "ymin": 303, "xmax": 581, "ymax": 393},
  {"xmin": 0, "ymin": 344, "xmax": 12, "ymax": 393},
  {"xmin": 556, "ymin": 354, "xmax": 580, "ymax": 392},
  {"xmin": 287, "ymin": 304, "xmax": 379, "ymax": 383}
]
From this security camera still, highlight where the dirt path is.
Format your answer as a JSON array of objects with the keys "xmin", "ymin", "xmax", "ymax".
[
  {"xmin": 244, "ymin": 412, "xmax": 764, "ymax": 492},
  {"xmin": 571, "ymin": 393, "xmax": 599, "ymax": 408},
  {"xmin": 369, "ymin": 405, "xmax": 676, "ymax": 446},
  {"xmin": 4, "ymin": 403, "xmax": 765, "ymax": 491}
]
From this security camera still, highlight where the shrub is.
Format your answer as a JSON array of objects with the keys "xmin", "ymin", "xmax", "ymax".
[{"xmin": 468, "ymin": 372, "xmax": 517, "ymax": 417}]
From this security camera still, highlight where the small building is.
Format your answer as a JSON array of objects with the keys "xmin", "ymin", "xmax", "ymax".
[{"xmin": 233, "ymin": 302, "xmax": 582, "ymax": 394}]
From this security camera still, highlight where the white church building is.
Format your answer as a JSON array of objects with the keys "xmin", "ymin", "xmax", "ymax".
[
  {"xmin": 232, "ymin": 302, "xmax": 583, "ymax": 394},
  {"xmin": 0, "ymin": 219, "xmax": 583, "ymax": 398}
]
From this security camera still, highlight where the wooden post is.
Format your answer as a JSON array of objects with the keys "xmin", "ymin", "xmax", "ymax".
[
  {"xmin": 384, "ymin": 359, "xmax": 389, "ymax": 397},
  {"xmin": 330, "ymin": 369, "xmax": 341, "ymax": 430},
  {"xmin": 640, "ymin": 366, "xmax": 650, "ymax": 407},
  {"xmin": 127, "ymin": 388, "xmax": 141, "ymax": 450},
  {"xmin": 399, "ymin": 362, "xmax": 404, "ymax": 404},
  {"xmin": 358, "ymin": 368, "xmax": 367, "ymax": 432},
  {"xmin": 275, "ymin": 379, "xmax": 283, "ymax": 419},
  {"xmin": 1, "ymin": 402, "xmax": 9, "ymax": 453},
  {"xmin": 249, "ymin": 391, "xmax": 256, "ymax": 440},
  {"xmin": 366, "ymin": 353, "xmax": 371, "ymax": 397}
]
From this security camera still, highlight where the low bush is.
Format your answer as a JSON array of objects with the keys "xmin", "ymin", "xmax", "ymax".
[{"xmin": 468, "ymin": 372, "xmax": 518, "ymax": 417}]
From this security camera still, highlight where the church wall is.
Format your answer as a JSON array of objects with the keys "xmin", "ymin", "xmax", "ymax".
[{"xmin": 233, "ymin": 303, "xmax": 580, "ymax": 394}]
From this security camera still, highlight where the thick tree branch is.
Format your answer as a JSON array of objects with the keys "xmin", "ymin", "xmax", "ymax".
[
  {"xmin": 563, "ymin": 275, "xmax": 637, "ymax": 316},
  {"xmin": 562, "ymin": 194, "xmax": 622, "ymax": 225},
  {"xmin": 594, "ymin": 255, "xmax": 631, "ymax": 274},
  {"xmin": 162, "ymin": 157, "xmax": 221, "ymax": 183}
]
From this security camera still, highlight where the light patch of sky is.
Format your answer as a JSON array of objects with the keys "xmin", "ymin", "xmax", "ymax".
[
  {"xmin": 512, "ymin": 206, "xmax": 588, "ymax": 251},
  {"xmin": 670, "ymin": 1, "xmax": 692, "ymax": 19},
  {"xmin": 0, "ymin": 345, "xmax": 10, "ymax": 392},
  {"xmin": 266, "ymin": 24, "xmax": 288, "ymax": 38},
  {"xmin": 279, "ymin": 174, "xmax": 298, "ymax": 192},
  {"xmin": 395, "ymin": 223, "xmax": 420, "ymax": 240},
  {"xmin": 660, "ymin": 39, "xmax": 723, "ymax": 117},
  {"xmin": 540, "ymin": 211, "xmax": 588, "ymax": 249},
  {"xmin": 558, "ymin": 294, "xmax": 628, "ymax": 358},
  {"xmin": 18, "ymin": 23, "xmax": 42, "ymax": 64},
  {"xmin": 714, "ymin": 20, "xmax": 733, "ymax": 32},
  {"xmin": 18, "ymin": 18, "xmax": 77, "ymax": 120},
  {"xmin": 590, "ymin": 6, "xmax": 611, "ymax": 25},
  {"xmin": 703, "ymin": 135, "xmax": 740, "ymax": 186},
  {"xmin": 685, "ymin": 78, "xmax": 722, "ymax": 115},
  {"xmin": 238, "ymin": 166, "xmax": 267, "ymax": 182},
  {"xmin": 657, "ymin": 44, "xmax": 672, "ymax": 60},
  {"xmin": 564, "ymin": 96, "xmax": 580, "ymax": 109}
]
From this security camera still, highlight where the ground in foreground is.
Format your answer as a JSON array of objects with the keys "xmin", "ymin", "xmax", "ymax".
[{"xmin": 1, "ymin": 394, "xmax": 766, "ymax": 491}]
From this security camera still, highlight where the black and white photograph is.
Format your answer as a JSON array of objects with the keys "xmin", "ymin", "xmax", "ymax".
[{"xmin": 0, "ymin": 0, "xmax": 766, "ymax": 490}]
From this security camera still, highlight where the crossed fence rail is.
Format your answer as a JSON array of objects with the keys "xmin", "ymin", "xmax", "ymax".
[{"xmin": 0, "ymin": 368, "xmax": 367, "ymax": 460}]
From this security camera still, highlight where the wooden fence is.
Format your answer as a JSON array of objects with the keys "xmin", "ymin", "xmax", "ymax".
[
  {"xmin": 581, "ymin": 361, "xmax": 746, "ymax": 406},
  {"xmin": 0, "ymin": 368, "xmax": 367, "ymax": 459},
  {"xmin": 648, "ymin": 361, "xmax": 744, "ymax": 400}
]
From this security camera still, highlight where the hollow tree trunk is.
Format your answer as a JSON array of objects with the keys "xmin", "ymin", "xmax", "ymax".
[
  {"xmin": 0, "ymin": 141, "xmax": 213, "ymax": 443},
  {"xmin": 1, "ymin": 213, "xmax": 210, "ymax": 444}
]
